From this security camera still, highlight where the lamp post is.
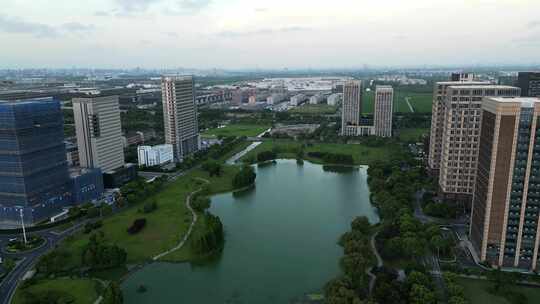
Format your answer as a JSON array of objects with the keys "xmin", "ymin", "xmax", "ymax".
[{"xmin": 19, "ymin": 209, "xmax": 27, "ymax": 245}]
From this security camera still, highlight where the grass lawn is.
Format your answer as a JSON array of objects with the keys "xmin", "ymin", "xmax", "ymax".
[
  {"xmin": 13, "ymin": 279, "xmax": 100, "ymax": 304},
  {"xmin": 240, "ymin": 140, "xmax": 404, "ymax": 165},
  {"xmin": 201, "ymin": 124, "xmax": 270, "ymax": 138},
  {"xmin": 289, "ymin": 104, "xmax": 338, "ymax": 114},
  {"xmin": 398, "ymin": 128, "xmax": 429, "ymax": 142},
  {"xmin": 457, "ymin": 278, "xmax": 540, "ymax": 304},
  {"xmin": 55, "ymin": 166, "xmax": 241, "ymax": 269},
  {"xmin": 362, "ymin": 89, "xmax": 433, "ymax": 114}
]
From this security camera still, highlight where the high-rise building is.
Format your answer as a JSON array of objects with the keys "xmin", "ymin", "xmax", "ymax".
[
  {"xmin": 374, "ymin": 85, "xmax": 393, "ymax": 138},
  {"xmin": 438, "ymin": 85, "xmax": 521, "ymax": 202},
  {"xmin": 341, "ymin": 80, "xmax": 362, "ymax": 136},
  {"xmin": 470, "ymin": 96, "xmax": 540, "ymax": 271},
  {"xmin": 427, "ymin": 76, "xmax": 489, "ymax": 174},
  {"xmin": 517, "ymin": 72, "xmax": 540, "ymax": 97},
  {"xmin": 451, "ymin": 72, "xmax": 474, "ymax": 82},
  {"xmin": 73, "ymin": 96, "xmax": 125, "ymax": 173},
  {"xmin": 0, "ymin": 98, "xmax": 71, "ymax": 226},
  {"xmin": 162, "ymin": 76, "xmax": 200, "ymax": 162}
]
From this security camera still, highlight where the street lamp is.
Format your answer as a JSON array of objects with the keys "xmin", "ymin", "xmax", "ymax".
[{"xmin": 19, "ymin": 209, "xmax": 27, "ymax": 245}]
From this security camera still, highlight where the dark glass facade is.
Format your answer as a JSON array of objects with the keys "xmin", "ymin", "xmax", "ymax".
[{"xmin": 0, "ymin": 98, "xmax": 71, "ymax": 226}]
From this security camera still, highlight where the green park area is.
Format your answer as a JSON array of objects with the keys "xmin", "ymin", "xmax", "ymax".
[
  {"xmin": 201, "ymin": 124, "xmax": 270, "ymax": 138},
  {"xmin": 289, "ymin": 104, "xmax": 338, "ymax": 114},
  {"xmin": 362, "ymin": 89, "xmax": 433, "ymax": 114},
  {"xmin": 240, "ymin": 140, "xmax": 405, "ymax": 166},
  {"xmin": 457, "ymin": 278, "xmax": 540, "ymax": 304},
  {"xmin": 13, "ymin": 279, "xmax": 100, "ymax": 304},
  {"xmin": 398, "ymin": 128, "xmax": 429, "ymax": 142}
]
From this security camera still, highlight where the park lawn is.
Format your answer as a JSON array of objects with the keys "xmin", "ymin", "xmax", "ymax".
[
  {"xmin": 457, "ymin": 278, "xmax": 540, "ymax": 304},
  {"xmin": 201, "ymin": 124, "xmax": 270, "ymax": 138},
  {"xmin": 13, "ymin": 278, "xmax": 100, "ymax": 304},
  {"xmin": 217, "ymin": 140, "xmax": 252, "ymax": 162},
  {"xmin": 289, "ymin": 104, "xmax": 337, "ymax": 114},
  {"xmin": 398, "ymin": 128, "xmax": 429, "ymax": 142},
  {"xmin": 363, "ymin": 89, "xmax": 432, "ymax": 114},
  {"xmin": 55, "ymin": 166, "xmax": 240, "ymax": 266},
  {"xmin": 240, "ymin": 140, "xmax": 403, "ymax": 165}
]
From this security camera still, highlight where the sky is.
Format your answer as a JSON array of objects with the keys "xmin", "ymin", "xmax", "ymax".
[{"xmin": 0, "ymin": 0, "xmax": 539, "ymax": 69}]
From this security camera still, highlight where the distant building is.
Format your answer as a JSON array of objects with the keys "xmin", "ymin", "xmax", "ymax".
[
  {"xmin": 162, "ymin": 76, "xmax": 200, "ymax": 162},
  {"xmin": 231, "ymin": 88, "xmax": 250, "ymax": 105},
  {"xmin": 0, "ymin": 98, "xmax": 72, "ymax": 226},
  {"xmin": 309, "ymin": 94, "xmax": 324, "ymax": 105},
  {"xmin": 327, "ymin": 93, "xmax": 342, "ymax": 106},
  {"xmin": 290, "ymin": 94, "xmax": 307, "ymax": 106},
  {"xmin": 470, "ymin": 96, "xmax": 540, "ymax": 271},
  {"xmin": 267, "ymin": 93, "xmax": 287, "ymax": 105},
  {"xmin": 73, "ymin": 96, "xmax": 125, "ymax": 173},
  {"xmin": 138, "ymin": 144, "xmax": 174, "ymax": 167},
  {"xmin": 122, "ymin": 131, "xmax": 144, "ymax": 148},
  {"xmin": 517, "ymin": 72, "xmax": 540, "ymax": 97},
  {"xmin": 65, "ymin": 140, "xmax": 80, "ymax": 167},
  {"xmin": 341, "ymin": 80, "xmax": 362, "ymax": 136},
  {"xmin": 438, "ymin": 85, "xmax": 520, "ymax": 203},
  {"xmin": 451, "ymin": 72, "xmax": 474, "ymax": 82},
  {"xmin": 374, "ymin": 85, "xmax": 393, "ymax": 138},
  {"xmin": 69, "ymin": 168, "xmax": 104, "ymax": 205}
]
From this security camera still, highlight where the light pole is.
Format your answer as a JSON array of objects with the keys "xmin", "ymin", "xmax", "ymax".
[{"xmin": 19, "ymin": 209, "xmax": 27, "ymax": 245}]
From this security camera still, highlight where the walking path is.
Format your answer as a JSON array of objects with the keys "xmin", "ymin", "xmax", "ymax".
[
  {"xmin": 153, "ymin": 178, "xmax": 210, "ymax": 261},
  {"xmin": 405, "ymin": 97, "xmax": 415, "ymax": 113},
  {"xmin": 366, "ymin": 231, "xmax": 383, "ymax": 294}
]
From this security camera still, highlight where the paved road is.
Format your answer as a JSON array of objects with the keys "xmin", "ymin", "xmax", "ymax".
[
  {"xmin": 404, "ymin": 97, "xmax": 415, "ymax": 113},
  {"xmin": 0, "ymin": 221, "xmax": 90, "ymax": 304}
]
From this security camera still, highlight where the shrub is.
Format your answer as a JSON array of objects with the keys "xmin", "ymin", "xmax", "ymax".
[{"xmin": 127, "ymin": 218, "xmax": 146, "ymax": 235}]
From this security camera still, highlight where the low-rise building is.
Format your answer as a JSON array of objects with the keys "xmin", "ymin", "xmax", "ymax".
[
  {"xmin": 290, "ymin": 94, "xmax": 307, "ymax": 106},
  {"xmin": 309, "ymin": 94, "xmax": 324, "ymax": 105},
  {"xmin": 327, "ymin": 93, "xmax": 342, "ymax": 106},
  {"xmin": 138, "ymin": 144, "xmax": 174, "ymax": 167}
]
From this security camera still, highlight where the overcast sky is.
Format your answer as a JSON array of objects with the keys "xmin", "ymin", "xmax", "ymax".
[{"xmin": 1, "ymin": 0, "xmax": 539, "ymax": 69}]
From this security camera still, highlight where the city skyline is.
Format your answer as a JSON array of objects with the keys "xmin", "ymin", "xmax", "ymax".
[{"xmin": 1, "ymin": 0, "xmax": 540, "ymax": 69}]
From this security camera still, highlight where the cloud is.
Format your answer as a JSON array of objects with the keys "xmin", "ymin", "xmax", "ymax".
[
  {"xmin": 94, "ymin": 10, "xmax": 110, "ymax": 17},
  {"xmin": 164, "ymin": 0, "xmax": 212, "ymax": 15},
  {"xmin": 0, "ymin": 14, "xmax": 57, "ymax": 37},
  {"xmin": 115, "ymin": 0, "xmax": 162, "ymax": 12},
  {"xmin": 528, "ymin": 21, "xmax": 540, "ymax": 29},
  {"xmin": 217, "ymin": 26, "xmax": 312, "ymax": 38},
  {"xmin": 164, "ymin": 31, "xmax": 179, "ymax": 37},
  {"xmin": 62, "ymin": 22, "xmax": 95, "ymax": 32},
  {"xmin": 255, "ymin": 8, "xmax": 268, "ymax": 13}
]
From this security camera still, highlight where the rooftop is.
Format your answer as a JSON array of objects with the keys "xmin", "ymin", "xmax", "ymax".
[
  {"xmin": 488, "ymin": 97, "xmax": 540, "ymax": 107},
  {"xmin": 447, "ymin": 85, "xmax": 518, "ymax": 89}
]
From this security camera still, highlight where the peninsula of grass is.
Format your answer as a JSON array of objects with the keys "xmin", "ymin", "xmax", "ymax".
[
  {"xmin": 49, "ymin": 165, "xmax": 242, "ymax": 274},
  {"xmin": 13, "ymin": 279, "xmax": 100, "ymax": 304},
  {"xmin": 201, "ymin": 124, "xmax": 270, "ymax": 138},
  {"xmin": 240, "ymin": 140, "xmax": 405, "ymax": 165}
]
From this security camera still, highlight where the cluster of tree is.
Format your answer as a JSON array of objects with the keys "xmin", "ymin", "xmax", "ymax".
[
  {"xmin": 36, "ymin": 249, "xmax": 72, "ymax": 275},
  {"xmin": 82, "ymin": 232, "xmax": 127, "ymax": 270},
  {"xmin": 202, "ymin": 161, "xmax": 223, "ymax": 177},
  {"xmin": 324, "ymin": 217, "xmax": 373, "ymax": 303},
  {"xmin": 486, "ymin": 269, "xmax": 526, "ymax": 304},
  {"xmin": 232, "ymin": 165, "xmax": 256, "ymax": 189},
  {"xmin": 307, "ymin": 151, "xmax": 354, "ymax": 165},
  {"xmin": 127, "ymin": 218, "xmax": 147, "ymax": 235},
  {"xmin": 84, "ymin": 221, "xmax": 102, "ymax": 234},
  {"xmin": 103, "ymin": 282, "xmax": 124, "ymax": 304},
  {"xmin": 198, "ymin": 109, "xmax": 227, "ymax": 130},
  {"xmin": 443, "ymin": 273, "xmax": 469, "ymax": 304},
  {"xmin": 120, "ymin": 107, "xmax": 163, "ymax": 134},
  {"xmin": 371, "ymin": 268, "xmax": 438, "ymax": 304},
  {"xmin": 396, "ymin": 113, "xmax": 431, "ymax": 129},
  {"xmin": 257, "ymin": 151, "xmax": 277, "ymax": 162},
  {"xmin": 191, "ymin": 195, "xmax": 211, "ymax": 212},
  {"xmin": 190, "ymin": 214, "xmax": 224, "ymax": 255},
  {"xmin": 121, "ymin": 176, "xmax": 167, "ymax": 206},
  {"xmin": 423, "ymin": 201, "xmax": 458, "ymax": 219}
]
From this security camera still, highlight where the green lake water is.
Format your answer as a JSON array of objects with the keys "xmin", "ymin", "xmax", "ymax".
[{"xmin": 122, "ymin": 160, "xmax": 379, "ymax": 303}]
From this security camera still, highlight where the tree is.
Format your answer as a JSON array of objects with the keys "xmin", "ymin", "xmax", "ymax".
[
  {"xmin": 103, "ymin": 282, "xmax": 123, "ymax": 304},
  {"xmin": 351, "ymin": 217, "xmax": 371, "ymax": 234},
  {"xmin": 408, "ymin": 284, "xmax": 436, "ymax": 304},
  {"xmin": 202, "ymin": 161, "xmax": 223, "ymax": 177}
]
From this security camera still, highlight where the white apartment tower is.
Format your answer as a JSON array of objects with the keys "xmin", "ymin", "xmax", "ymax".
[
  {"xmin": 428, "ymin": 75, "xmax": 489, "ymax": 174},
  {"xmin": 341, "ymin": 80, "xmax": 362, "ymax": 136},
  {"xmin": 73, "ymin": 96, "xmax": 125, "ymax": 173},
  {"xmin": 438, "ymin": 85, "xmax": 521, "ymax": 202},
  {"xmin": 374, "ymin": 85, "xmax": 393, "ymax": 138},
  {"xmin": 162, "ymin": 76, "xmax": 200, "ymax": 162}
]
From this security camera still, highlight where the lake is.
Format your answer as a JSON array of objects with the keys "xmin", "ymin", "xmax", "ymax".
[{"xmin": 122, "ymin": 160, "xmax": 379, "ymax": 303}]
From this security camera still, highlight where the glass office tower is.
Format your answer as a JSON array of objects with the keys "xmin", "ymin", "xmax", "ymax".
[{"xmin": 0, "ymin": 98, "xmax": 71, "ymax": 227}]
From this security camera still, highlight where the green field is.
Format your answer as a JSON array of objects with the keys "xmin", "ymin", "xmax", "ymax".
[
  {"xmin": 289, "ymin": 104, "xmax": 338, "ymax": 114},
  {"xmin": 240, "ymin": 140, "xmax": 404, "ymax": 165},
  {"xmin": 13, "ymin": 279, "xmax": 100, "ymax": 304},
  {"xmin": 202, "ymin": 124, "xmax": 270, "ymax": 138},
  {"xmin": 362, "ymin": 89, "xmax": 433, "ymax": 114},
  {"xmin": 457, "ymin": 278, "xmax": 540, "ymax": 304},
  {"xmin": 55, "ymin": 166, "xmax": 241, "ymax": 269},
  {"xmin": 398, "ymin": 128, "xmax": 429, "ymax": 142}
]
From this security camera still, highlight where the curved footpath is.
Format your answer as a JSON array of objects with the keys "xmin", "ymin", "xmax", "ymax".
[
  {"xmin": 366, "ymin": 231, "xmax": 383, "ymax": 295},
  {"xmin": 153, "ymin": 177, "xmax": 210, "ymax": 261}
]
